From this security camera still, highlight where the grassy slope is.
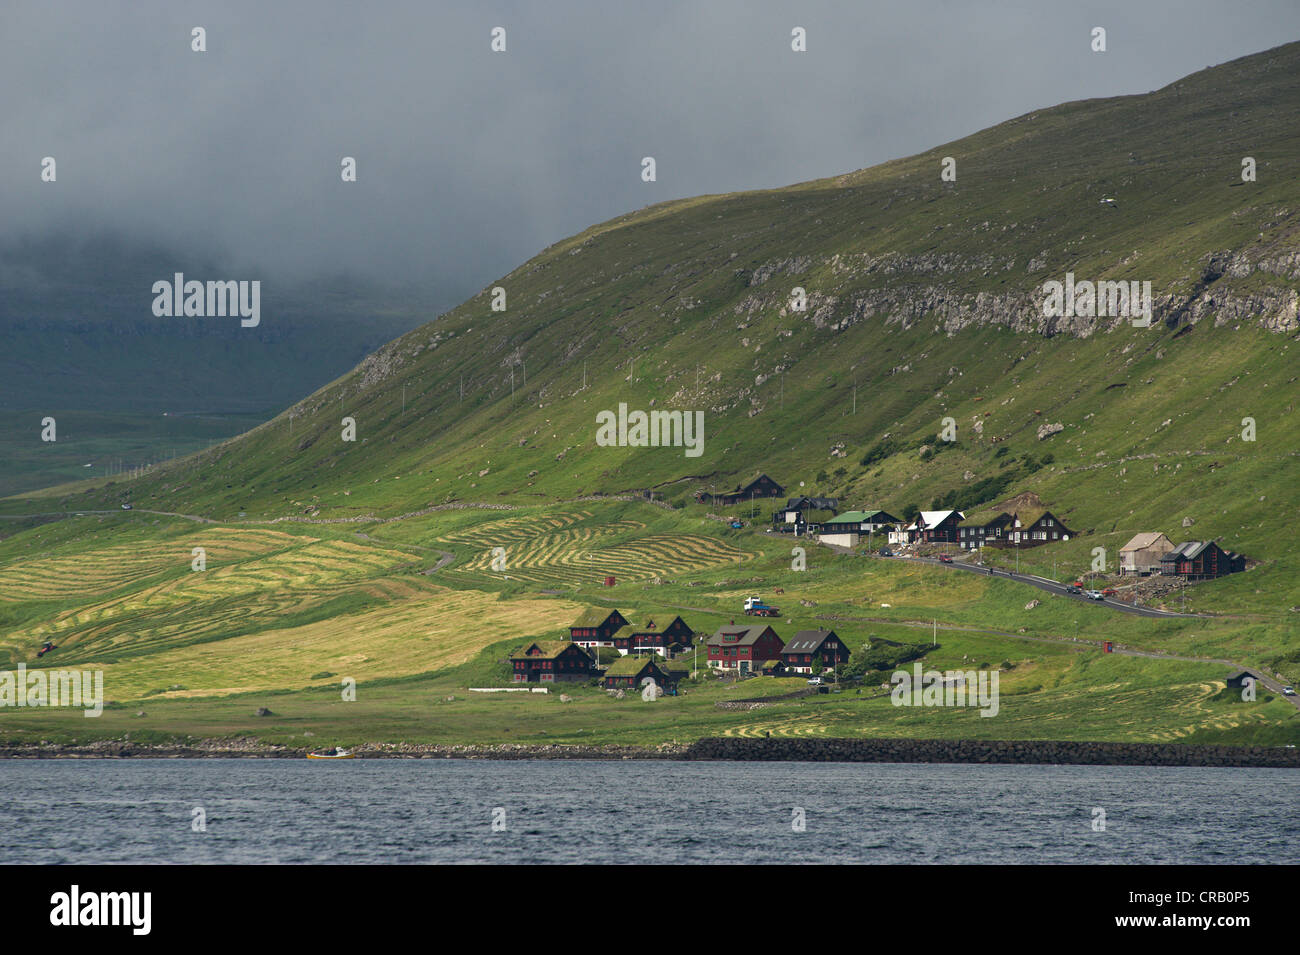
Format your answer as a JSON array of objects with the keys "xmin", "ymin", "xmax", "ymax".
[{"xmin": 1, "ymin": 44, "xmax": 1298, "ymax": 748}]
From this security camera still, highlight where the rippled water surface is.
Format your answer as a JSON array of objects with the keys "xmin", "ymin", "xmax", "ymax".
[{"xmin": 1, "ymin": 759, "xmax": 1295, "ymax": 863}]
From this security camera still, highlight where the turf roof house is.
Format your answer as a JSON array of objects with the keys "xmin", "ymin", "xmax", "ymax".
[
  {"xmin": 818, "ymin": 509, "xmax": 900, "ymax": 547},
  {"xmin": 772, "ymin": 495, "xmax": 839, "ymax": 531},
  {"xmin": 1119, "ymin": 532, "xmax": 1175, "ymax": 575},
  {"xmin": 569, "ymin": 608, "xmax": 630, "ymax": 650},
  {"xmin": 706, "ymin": 623, "xmax": 784, "ymax": 675},
  {"xmin": 510, "ymin": 641, "xmax": 597, "ymax": 684},
  {"xmin": 711, "ymin": 473, "xmax": 785, "ymax": 506},
  {"xmin": 602, "ymin": 654, "xmax": 685, "ymax": 691},
  {"xmin": 779, "ymin": 630, "xmax": 849, "ymax": 674},
  {"xmin": 958, "ymin": 504, "xmax": 1072, "ymax": 550},
  {"xmin": 1159, "ymin": 541, "xmax": 1247, "ymax": 580},
  {"xmin": 958, "ymin": 509, "xmax": 1015, "ymax": 550},
  {"xmin": 1007, "ymin": 506, "xmax": 1073, "ymax": 546},
  {"xmin": 610, "ymin": 615, "xmax": 695, "ymax": 657}
]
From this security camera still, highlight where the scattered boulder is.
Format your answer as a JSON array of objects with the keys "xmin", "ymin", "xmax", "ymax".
[
  {"xmin": 1024, "ymin": 599, "xmax": 1041, "ymax": 610},
  {"xmin": 559, "ymin": 694, "xmax": 573, "ymax": 703},
  {"xmin": 1037, "ymin": 422, "xmax": 1064, "ymax": 440},
  {"xmin": 1182, "ymin": 516, "xmax": 1196, "ymax": 527},
  {"xmin": 135, "ymin": 710, "xmax": 146, "ymax": 717},
  {"xmin": 255, "ymin": 707, "xmax": 273, "ymax": 717},
  {"xmin": 963, "ymin": 470, "xmax": 976, "ymax": 481},
  {"xmin": 799, "ymin": 599, "xmax": 816, "ymax": 607}
]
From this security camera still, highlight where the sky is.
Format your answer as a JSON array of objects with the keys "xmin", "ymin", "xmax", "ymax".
[{"xmin": 3, "ymin": 0, "xmax": 1298, "ymax": 310}]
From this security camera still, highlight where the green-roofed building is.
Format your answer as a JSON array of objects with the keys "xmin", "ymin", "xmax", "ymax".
[
  {"xmin": 568, "ymin": 607, "xmax": 630, "ymax": 649},
  {"xmin": 510, "ymin": 640, "xmax": 596, "ymax": 683},
  {"xmin": 601, "ymin": 653, "xmax": 683, "ymax": 691},
  {"xmin": 817, "ymin": 509, "xmax": 900, "ymax": 547}
]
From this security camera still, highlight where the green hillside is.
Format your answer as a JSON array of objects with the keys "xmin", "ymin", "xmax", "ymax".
[{"xmin": 1, "ymin": 43, "xmax": 1297, "ymax": 750}]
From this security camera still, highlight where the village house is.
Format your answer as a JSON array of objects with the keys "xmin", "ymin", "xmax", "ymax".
[
  {"xmin": 958, "ymin": 509, "xmax": 1016, "ymax": 550},
  {"xmin": 602, "ymin": 654, "xmax": 684, "ymax": 691},
  {"xmin": 1119, "ymin": 532, "xmax": 1175, "ymax": 575},
  {"xmin": 708, "ymin": 473, "xmax": 785, "ymax": 506},
  {"xmin": 778, "ymin": 630, "xmax": 850, "ymax": 674},
  {"xmin": 772, "ymin": 495, "xmax": 839, "ymax": 532},
  {"xmin": 610, "ymin": 615, "xmax": 695, "ymax": 656},
  {"xmin": 510, "ymin": 641, "xmax": 597, "ymax": 684},
  {"xmin": 568, "ymin": 608, "xmax": 630, "ymax": 650},
  {"xmin": 1160, "ymin": 541, "xmax": 1246, "ymax": 581},
  {"xmin": 818, "ymin": 510, "xmax": 900, "ymax": 548},
  {"xmin": 905, "ymin": 509, "xmax": 965, "ymax": 544},
  {"xmin": 706, "ymin": 622, "xmax": 784, "ymax": 675},
  {"xmin": 1008, "ymin": 507, "xmax": 1073, "ymax": 546}
]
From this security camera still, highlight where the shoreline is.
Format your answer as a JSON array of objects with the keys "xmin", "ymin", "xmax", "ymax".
[{"xmin": 3, "ymin": 736, "xmax": 1299, "ymax": 767}]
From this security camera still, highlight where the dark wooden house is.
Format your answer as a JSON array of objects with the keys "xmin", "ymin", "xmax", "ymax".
[
  {"xmin": 706, "ymin": 623, "xmax": 784, "ymax": 675},
  {"xmin": 907, "ymin": 509, "xmax": 965, "ymax": 544},
  {"xmin": 1160, "ymin": 541, "xmax": 1246, "ymax": 581},
  {"xmin": 958, "ymin": 510, "xmax": 1015, "ymax": 550},
  {"xmin": 510, "ymin": 641, "xmax": 596, "ymax": 683},
  {"xmin": 602, "ymin": 654, "xmax": 683, "ymax": 691},
  {"xmin": 713, "ymin": 473, "xmax": 785, "ymax": 506},
  {"xmin": 568, "ymin": 608, "xmax": 630, "ymax": 649},
  {"xmin": 779, "ymin": 630, "xmax": 849, "ymax": 674},
  {"xmin": 1009, "ymin": 507, "xmax": 1074, "ymax": 546},
  {"xmin": 611, "ymin": 615, "xmax": 694, "ymax": 657}
]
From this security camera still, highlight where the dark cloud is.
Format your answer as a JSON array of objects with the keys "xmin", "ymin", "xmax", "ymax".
[{"xmin": 2, "ymin": 0, "xmax": 1296, "ymax": 304}]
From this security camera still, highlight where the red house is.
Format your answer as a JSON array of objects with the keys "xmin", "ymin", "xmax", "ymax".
[
  {"xmin": 510, "ymin": 641, "xmax": 596, "ymax": 683},
  {"xmin": 779, "ymin": 630, "xmax": 849, "ymax": 674},
  {"xmin": 569, "ymin": 608, "xmax": 629, "ymax": 649},
  {"xmin": 706, "ymin": 623, "xmax": 784, "ymax": 675}
]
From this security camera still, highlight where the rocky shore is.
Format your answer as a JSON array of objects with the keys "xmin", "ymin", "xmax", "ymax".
[
  {"xmin": 683, "ymin": 737, "xmax": 1300, "ymax": 767},
  {"xmin": 3, "ymin": 736, "xmax": 1298, "ymax": 766}
]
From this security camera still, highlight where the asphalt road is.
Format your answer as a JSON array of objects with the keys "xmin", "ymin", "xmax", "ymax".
[{"xmin": 899, "ymin": 554, "xmax": 1206, "ymax": 619}]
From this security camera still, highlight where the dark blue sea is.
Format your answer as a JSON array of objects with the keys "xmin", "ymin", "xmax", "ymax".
[{"xmin": 1, "ymin": 759, "xmax": 1294, "ymax": 864}]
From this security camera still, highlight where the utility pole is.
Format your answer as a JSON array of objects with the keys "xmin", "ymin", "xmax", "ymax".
[
  {"xmin": 583, "ymin": 360, "xmax": 587, "ymax": 390},
  {"xmin": 459, "ymin": 375, "xmax": 464, "ymax": 402},
  {"xmin": 402, "ymin": 384, "xmax": 406, "ymax": 414},
  {"xmin": 511, "ymin": 368, "xmax": 515, "ymax": 396}
]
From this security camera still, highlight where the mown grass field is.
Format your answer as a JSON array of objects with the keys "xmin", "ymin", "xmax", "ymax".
[
  {"xmin": 1, "ymin": 45, "xmax": 1297, "ymax": 751},
  {"xmin": 0, "ymin": 499, "xmax": 1297, "ymax": 749}
]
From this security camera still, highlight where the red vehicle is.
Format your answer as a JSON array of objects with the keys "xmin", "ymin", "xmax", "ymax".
[
  {"xmin": 1102, "ymin": 588, "xmax": 1117, "ymax": 596},
  {"xmin": 938, "ymin": 554, "xmax": 953, "ymax": 563},
  {"xmin": 743, "ymin": 597, "xmax": 780, "ymax": 617}
]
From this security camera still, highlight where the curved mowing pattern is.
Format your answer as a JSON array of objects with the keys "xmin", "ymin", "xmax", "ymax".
[
  {"xmin": 4, "ymin": 538, "xmax": 417, "ymax": 661},
  {"xmin": 443, "ymin": 516, "xmax": 745, "ymax": 586},
  {"xmin": 0, "ymin": 528, "xmax": 310, "ymax": 602}
]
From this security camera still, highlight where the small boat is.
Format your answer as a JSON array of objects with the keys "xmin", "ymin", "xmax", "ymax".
[{"xmin": 307, "ymin": 747, "xmax": 355, "ymax": 760}]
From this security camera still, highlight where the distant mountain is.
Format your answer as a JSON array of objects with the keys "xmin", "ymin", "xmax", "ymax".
[
  {"xmin": 0, "ymin": 233, "xmax": 446, "ymax": 415},
  {"xmin": 14, "ymin": 42, "xmax": 1299, "ymax": 588}
]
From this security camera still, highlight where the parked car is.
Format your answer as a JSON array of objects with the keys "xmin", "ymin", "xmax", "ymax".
[
  {"xmin": 1102, "ymin": 588, "xmax": 1118, "ymax": 596},
  {"xmin": 879, "ymin": 548, "xmax": 893, "ymax": 557},
  {"xmin": 938, "ymin": 554, "xmax": 953, "ymax": 563},
  {"xmin": 807, "ymin": 676, "xmax": 823, "ymax": 686},
  {"xmin": 121, "ymin": 503, "xmax": 133, "ymax": 510},
  {"xmin": 1284, "ymin": 686, "xmax": 1296, "ymax": 697},
  {"xmin": 1066, "ymin": 584, "xmax": 1083, "ymax": 594},
  {"xmin": 1085, "ymin": 590, "xmax": 1105, "ymax": 600}
]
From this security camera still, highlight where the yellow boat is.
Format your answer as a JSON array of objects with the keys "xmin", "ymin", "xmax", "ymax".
[{"xmin": 307, "ymin": 748, "xmax": 355, "ymax": 759}]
